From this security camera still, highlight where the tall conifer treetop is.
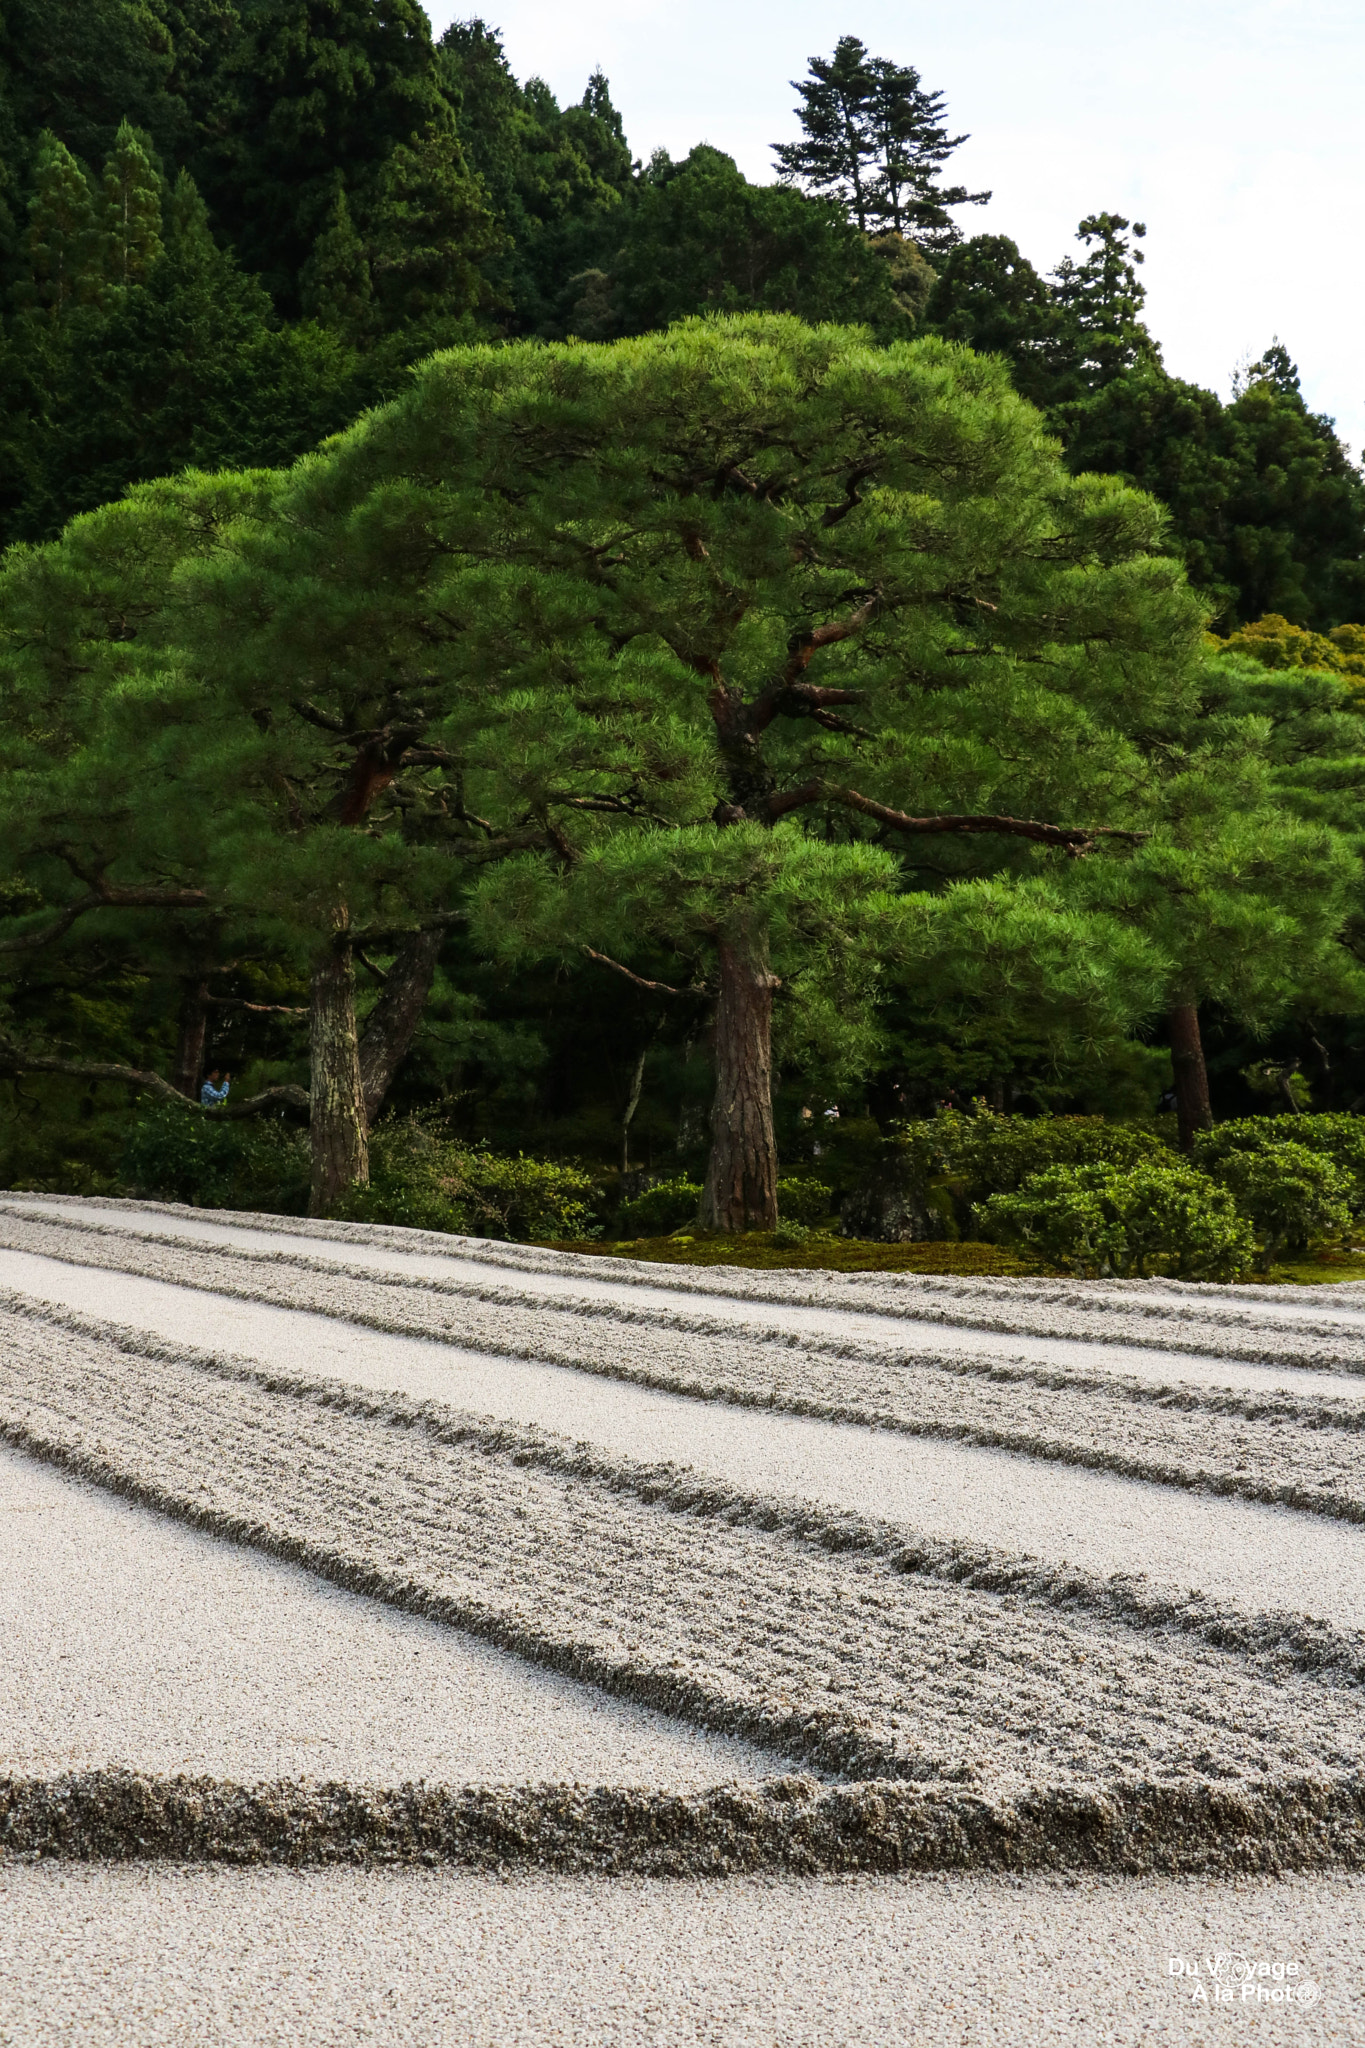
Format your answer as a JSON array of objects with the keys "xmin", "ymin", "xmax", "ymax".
[{"xmin": 774, "ymin": 35, "xmax": 989, "ymax": 251}]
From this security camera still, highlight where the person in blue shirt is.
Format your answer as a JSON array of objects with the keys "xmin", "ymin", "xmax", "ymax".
[{"xmin": 200, "ymin": 1069, "xmax": 231, "ymax": 1107}]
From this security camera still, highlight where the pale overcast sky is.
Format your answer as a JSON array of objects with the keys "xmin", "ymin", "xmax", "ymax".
[{"xmin": 427, "ymin": 0, "xmax": 1365, "ymax": 456}]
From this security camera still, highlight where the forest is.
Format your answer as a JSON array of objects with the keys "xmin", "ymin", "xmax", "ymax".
[{"xmin": 2, "ymin": 8, "xmax": 1365, "ymax": 1277}]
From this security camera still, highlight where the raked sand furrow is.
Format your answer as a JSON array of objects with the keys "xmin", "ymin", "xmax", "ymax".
[
  {"xmin": 8, "ymin": 1195, "xmax": 1365, "ymax": 1370},
  {"xmin": 7, "ymin": 1253, "xmax": 1365, "ymax": 1634},
  {"xmin": 4, "ymin": 1298, "xmax": 1365, "ymax": 1813},
  {"xmin": 0, "ymin": 1443, "xmax": 780, "ymax": 1788},
  {"xmin": 4, "ymin": 1225, "xmax": 1365, "ymax": 1521}
]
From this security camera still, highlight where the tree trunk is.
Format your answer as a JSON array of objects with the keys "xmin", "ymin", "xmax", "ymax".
[
  {"xmin": 170, "ymin": 977, "xmax": 210, "ymax": 1098},
  {"xmin": 701, "ymin": 936, "xmax": 780, "ymax": 1231},
  {"xmin": 1169, "ymin": 1001, "xmax": 1213, "ymax": 1152},
  {"xmin": 309, "ymin": 922, "xmax": 369, "ymax": 1215},
  {"xmin": 357, "ymin": 927, "xmax": 443, "ymax": 1128}
]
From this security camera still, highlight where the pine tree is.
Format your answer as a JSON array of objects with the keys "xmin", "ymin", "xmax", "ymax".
[
  {"xmin": 99, "ymin": 118, "xmax": 163, "ymax": 286},
  {"xmin": 189, "ymin": 316, "xmax": 1227, "ymax": 1223},
  {"xmin": 773, "ymin": 36, "xmax": 988, "ymax": 250}
]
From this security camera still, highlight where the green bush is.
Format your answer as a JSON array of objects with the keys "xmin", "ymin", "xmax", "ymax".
[
  {"xmin": 776, "ymin": 1175, "xmax": 836, "ymax": 1224},
  {"xmin": 907, "ymin": 1106, "xmax": 1173, "ymax": 1198},
  {"xmin": 339, "ymin": 1118, "xmax": 598, "ymax": 1240},
  {"xmin": 1192, "ymin": 1131, "xmax": 1353, "ymax": 1261},
  {"xmin": 1195, "ymin": 1115, "xmax": 1365, "ymax": 1221},
  {"xmin": 979, "ymin": 1161, "xmax": 1255, "ymax": 1280},
  {"xmin": 617, "ymin": 1176, "xmax": 702, "ymax": 1236},
  {"xmin": 121, "ymin": 1102, "xmax": 310, "ymax": 1213}
]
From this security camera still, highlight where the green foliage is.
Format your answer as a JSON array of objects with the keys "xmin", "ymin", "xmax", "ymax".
[
  {"xmin": 617, "ymin": 1175, "xmax": 702, "ymax": 1235},
  {"xmin": 339, "ymin": 1117, "xmax": 598, "ymax": 1240},
  {"xmin": 583, "ymin": 146, "xmax": 911, "ymax": 340},
  {"xmin": 1193, "ymin": 1118, "xmax": 1361, "ymax": 1255},
  {"xmin": 979, "ymin": 1161, "xmax": 1254, "ymax": 1280},
  {"xmin": 1214, "ymin": 615, "xmax": 1365, "ymax": 682},
  {"xmin": 905, "ymin": 1105, "xmax": 1172, "ymax": 1200},
  {"xmin": 772, "ymin": 35, "xmax": 987, "ymax": 250},
  {"xmin": 121, "ymin": 1101, "xmax": 310, "ymax": 1212},
  {"xmin": 774, "ymin": 1175, "xmax": 836, "ymax": 1223}
]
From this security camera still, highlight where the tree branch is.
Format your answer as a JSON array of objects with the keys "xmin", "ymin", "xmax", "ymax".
[
  {"xmin": 582, "ymin": 948, "xmax": 702, "ymax": 997},
  {"xmin": 744, "ymin": 599, "xmax": 878, "ymax": 735},
  {"xmin": 765, "ymin": 780, "xmax": 1148, "ymax": 851},
  {"xmin": 0, "ymin": 1043, "xmax": 308, "ymax": 1116},
  {"xmin": 0, "ymin": 881, "xmax": 211, "ymax": 956}
]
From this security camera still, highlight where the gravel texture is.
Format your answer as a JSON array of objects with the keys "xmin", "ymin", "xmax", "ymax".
[
  {"xmin": 13, "ymin": 1193, "xmax": 1365, "ymax": 1360},
  {"xmin": 8, "ymin": 1245, "xmax": 1365, "ymax": 1639},
  {"xmin": 0, "ymin": 1443, "xmax": 782, "ymax": 1789},
  {"xmin": 5, "ymin": 1297, "xmax": 1365, "ymax": 1875},
  {"xmin": 1, "ymin": 1863, "xmax": 1360, "ymax": 2046}
]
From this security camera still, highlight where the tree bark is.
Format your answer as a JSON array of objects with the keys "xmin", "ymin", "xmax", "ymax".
[
  {"xmin": 357, "ymin": 927, "xmax": 444, "ymax": 1128},
  {"xmin": 701, "ymin": 937, "xmax": 780, "ymax": 1231},
  {"xmin": 309, "ymin": 921, "xmax": 369, "ymax": 1215},
  {"xmin": 1169, "ymin": 1002, "xmax": 1213, "ymax": 1152},
  {"xmin": 170, "ymin": 977, "xmax": 210, "ymax": 1099}
]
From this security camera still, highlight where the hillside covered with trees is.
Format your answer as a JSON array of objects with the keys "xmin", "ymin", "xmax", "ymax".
[{"xmin": 2, "ymin": 9, "xmax": 1364, "ymax": 1273}]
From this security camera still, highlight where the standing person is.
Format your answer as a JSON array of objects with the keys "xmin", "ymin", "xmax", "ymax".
[{"xmin": 200, "ymin": 1069, "xmax": 231, "ymax": 1107}]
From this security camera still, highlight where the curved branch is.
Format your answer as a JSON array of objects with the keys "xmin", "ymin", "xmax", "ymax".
[
  {"xmin": 0, "ymin": 1045, "xmax": 307, "ymax": 1116},
  {"xmin": 583, "ymin": 948, "xmax": 704, "ymax": 998},
  {"xmin": 0, "ymin": 882, "xmax": 210, "ymax": 956},
  {"xmin": 766, "ymin": 780, "xmax": 1148, "ymax": 851}
]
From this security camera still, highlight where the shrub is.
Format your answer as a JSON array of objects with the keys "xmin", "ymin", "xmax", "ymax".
[
  {"xmin": 121, "ymin": 1102, "xmax": 310, "ymax": 1213},
  {"xmin": 617, "ymin": 1176, "xmax": 702, "ymax": 1236},
  {"xmin": 1195, "ymin": 1114, "xmax": 1365, "ymax": 1219},
  {"xmin": 979, "ymin": 1161, "xmax": 1254, "ymax": 1280},
  {"xmin": 908, "ymin": 1106, "xmax": 1173, "ymax": 1198},
  {"xmin": 776, "ymin": 1175, "xmax": 836, "ymax": 1224},
  {"xmin": 340, "ymin": 1118, "xmax": 598, "ymax": 1240},
  {"xmin": 1192, "ymin": 1132, "xmax": 1353, "ymax": 1261}
]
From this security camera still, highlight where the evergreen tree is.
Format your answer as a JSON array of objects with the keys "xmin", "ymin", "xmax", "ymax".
[
  {"xmin": 924, "ymin": 235, "xmax": 1059, "ymax": 407},
  {"xmin": 773, "ymin": 35, "xmax": 987, "ymax": 251},
  {"xmin": 1048, "ymin": 213, "xmax": 1160, "ymax": 398},
  {"xmin": 588, "ymin": 146, "xmax": 910, "ymax": 340},
  {"xmin": 201, "ymin": 0, "xmax": 454, "ymax": 309},
  {"xmin": 202, "ymin": 316, "xmax": 1222, "ymax": 1224},
  {"xmin": 99, "ymin": 118, "xmax": 164, "ymax": 285},
  {"xmin": 22, "ymin": 131, "xmax": 101, "ymax": 316}
]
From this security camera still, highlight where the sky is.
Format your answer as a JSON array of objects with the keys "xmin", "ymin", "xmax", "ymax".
[{"xmin": 426, "ymin": 0, "xmax": 1365, "ymax": 455}]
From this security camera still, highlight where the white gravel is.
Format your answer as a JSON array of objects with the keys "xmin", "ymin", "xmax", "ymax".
[
  {"xmin": 0, "ymin": 1863, "xmax": 1359, "ymax": 2046},
  {"xmin": 5, "ymin": 1246, "xmax": 1365, "ymax": 1636},
  {"xmin": 0, "ymin": 1442, "xmax": 783, "ymax": 1787},
  {"xmin": 11, "ymin": 1195, "xmax": 1365, "ymax": 1384}
]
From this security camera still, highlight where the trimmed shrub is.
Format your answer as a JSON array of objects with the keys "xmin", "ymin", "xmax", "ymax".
[
  {"xmin": 776, "ymin": 1176, "xmax": 836, "ymax": 1224},
  {"xmin": 979, "ymin": 1161, "xmax": 1255, "ymax": 1280},
  {"xmin": 121, "ymin": 1102, "xmax": 309, "ymax": 1213},
  {"xmin": 1195, "ymin": 1115, "xmax": 1365, "ymax": 1221},
  {"xmin": 906, "ymin": 1106, "xmax": 1173, "ymax": 1199},
  {"xmin": 617, "ymin": 1176, "xmax": 702, "ymax": 1236},
  {"xmin": 340, "ymin": 1118, "xmax": 598, "ymax": 1240},
  {"xmin": 1192, "ymin": 1132, "xmax": 1353, "ymax": 1261}
]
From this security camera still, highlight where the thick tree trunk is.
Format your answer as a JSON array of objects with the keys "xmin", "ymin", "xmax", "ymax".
[
  {"xmin": 1169, "ymin": 1001, "xmax": 1213, "ymax": 1152},
  {"xmin": 170, "ymin": 977, "xmax": 210, "ymax": 1098},
  {"xmin": 357, "ymin": 927, "xmax": 443, "ymax": 1128},
  {"xmin": 701, "ymin": 937, "xmax": 780, "ymax": 1231},
  {"xmin": 309, "ymin": 922, "xmax": 369, "ymax": 1215}
]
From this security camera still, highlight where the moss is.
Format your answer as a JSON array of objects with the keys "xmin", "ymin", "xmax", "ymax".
[{"xmin": 544, "ymin": 1233, "xmax": 1046, "ymax": 1275}]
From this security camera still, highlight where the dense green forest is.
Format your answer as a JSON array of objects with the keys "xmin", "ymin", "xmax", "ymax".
[{"xmin": 1, "ymin": 9, "xmax": 1364, "ymax": 1270}]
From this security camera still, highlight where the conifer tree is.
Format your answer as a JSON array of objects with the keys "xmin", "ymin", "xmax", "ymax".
[
  {"xmin": 99, "ymin": 118, "xmax": 163, "ymax": 286},
  {"xmin": 23, "ymin": 131, "xmax": 101, "ymax": 316},
  {"xmin": 196, "ymin": 315, "xmax": 1224, "ymax": 1225},
  {"xmin": 773, "ymin": 36, "xmax": 988, "ymax": 251}
]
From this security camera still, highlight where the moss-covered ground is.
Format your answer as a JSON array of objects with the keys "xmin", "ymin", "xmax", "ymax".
[{"xmin": 547, "ymin": 1234, "xmax": 1365, "ymax": 1284}]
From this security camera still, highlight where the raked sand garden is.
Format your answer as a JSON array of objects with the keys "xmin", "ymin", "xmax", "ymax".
[{"xmin": 2, "ymin": 1194, "xmax": 1364, "ymax": 2042}]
